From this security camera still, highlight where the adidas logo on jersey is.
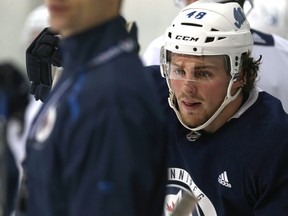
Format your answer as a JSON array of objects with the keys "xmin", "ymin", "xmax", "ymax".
[{"xmin": 218, "ymin": 171, "xmax": 232, "ymax": 188}]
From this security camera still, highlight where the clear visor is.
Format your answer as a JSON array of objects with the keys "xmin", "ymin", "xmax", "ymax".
[{"xmin": 163, "ymin": 53, "xmax": 230, "ymax": 83}]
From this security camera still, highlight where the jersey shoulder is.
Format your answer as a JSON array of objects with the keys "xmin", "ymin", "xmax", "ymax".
[
  {"xmin": 251, "ymin": 29, "xmax": 275, "ymax": 46},
  {"xmin": 252, "ymin": 28, "xmax": 288, "ymax": 51}
]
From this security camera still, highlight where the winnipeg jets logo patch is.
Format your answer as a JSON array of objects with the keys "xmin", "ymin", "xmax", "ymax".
[
  {"xmin": 35, "ymin": 106, "xmax": 57, "ymax": 145},
  {"xmin": 166, "ymin": 168, "xmax": 217, "ymax": 215}
]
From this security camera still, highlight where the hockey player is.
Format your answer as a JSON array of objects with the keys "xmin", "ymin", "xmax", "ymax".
[
  {"xmin": 23, "ymin": 0, "xmax": 168, "ymax": 216},
  {"xmin": 150, "ymin": 2, "xmax": 288, "ymax": 215},
  {"xmin": 142, "ymin": 0, "xmax": 288, "ymax": 113}
]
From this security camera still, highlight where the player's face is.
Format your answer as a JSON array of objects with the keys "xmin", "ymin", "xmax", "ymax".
[
  {"xmin": 45, "ymin": 0, "xmax": 117, "ymax": 37},
  {"xmin": 169, "ymin": 54, "xmax": 233, "ymax": 130}
]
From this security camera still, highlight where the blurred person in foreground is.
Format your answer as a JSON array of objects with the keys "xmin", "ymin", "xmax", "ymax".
[
  {"xmin": 146, "ymin": 2, "xmax": 288, "ymax": 215},
  {"xmin": 143, "ymin": 0, "xmax": 288, "ymax": 113},
  {"xmin": 23, "ymin": 0, "xmax": 168, "ymax": 216}
]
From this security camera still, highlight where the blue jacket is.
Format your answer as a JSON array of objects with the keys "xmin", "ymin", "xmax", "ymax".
[{"xmin": 24, "ymin": 17, "xmax": 168, "ymax": 216}]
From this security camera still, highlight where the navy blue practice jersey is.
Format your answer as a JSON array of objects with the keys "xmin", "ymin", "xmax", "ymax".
[{"xmin": 146, "ymin": 65, "xmax": 288, "ymax": 216}]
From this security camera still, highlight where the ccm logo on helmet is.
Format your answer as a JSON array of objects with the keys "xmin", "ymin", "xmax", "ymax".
[{"xmin": 175, "ymin": 35, "xmax": 199, "ymax": 41}]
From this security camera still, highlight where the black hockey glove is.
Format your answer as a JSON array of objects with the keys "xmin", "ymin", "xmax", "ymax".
[{"xmin": 26, "ymin": 27, "xmax": 62, "ymax": 102}]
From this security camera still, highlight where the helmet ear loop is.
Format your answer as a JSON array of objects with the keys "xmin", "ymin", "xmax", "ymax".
[
  {"xmin": 229, "ymin": 55, "xmax": 246, "ymax": 94},
  {"xmin": 234, "ymin": 65, "xmax": 247, "ymax": 89}
]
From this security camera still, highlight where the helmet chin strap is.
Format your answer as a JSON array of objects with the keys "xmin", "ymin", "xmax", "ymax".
[{"xmin": 168, "ymin": 77, "xmax": 242, "ymax": 141}]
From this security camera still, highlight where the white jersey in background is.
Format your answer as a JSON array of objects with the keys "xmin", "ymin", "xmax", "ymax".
[
  {"xmin": 247, "ymin": 0, "xmax": 288, "ymax": 40},
  {"xmin": 142, "ymin": 29, "xmax": 288, "ymax": 113},
  {"xmin": 142, "ymin": 35, "xmax": 164, "ymax": 66}
]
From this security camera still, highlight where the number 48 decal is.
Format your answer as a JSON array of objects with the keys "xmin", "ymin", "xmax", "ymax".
[{"xmin": 187, "ymin": 11, "xmax": 207, "ymax": 19}]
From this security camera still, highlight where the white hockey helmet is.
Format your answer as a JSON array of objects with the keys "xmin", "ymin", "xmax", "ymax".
[
  {"xmin": 161, "ymin": 2, "xmax": 253, "ymax": 138},
  {"xmin": 162, "ymin": 2, "xmax": 253, "ymax": 79}
]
